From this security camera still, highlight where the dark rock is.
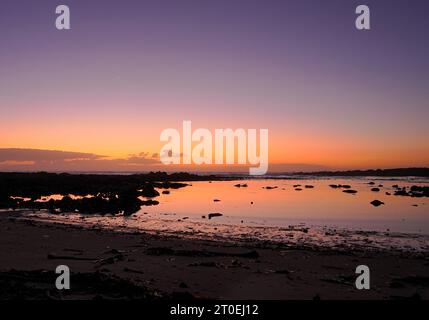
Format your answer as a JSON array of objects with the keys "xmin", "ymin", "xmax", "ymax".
[
  {"xmin": 342, "ymin": 190, "xmax": 357, "ymax": 194},
  {"xmin": 234, "ymin": 184, "xmax": 248, "ymax": 188},
  {"xmin": 264, "ymin": 186, "xmax": 278, "ymax": 190},
  {"xmin": 140, "ymin": 184, "xmax": 160, "ymax": 198},
  {"xmin": 370, "ymin": 200, "xmax": 384, "ymax": 207},
  {"xmin": 208, "ymin": 213, "xmax": 223, "ymax": 219}
]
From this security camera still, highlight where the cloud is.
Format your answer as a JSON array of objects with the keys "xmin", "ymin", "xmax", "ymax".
[
  {"xmin": 0, "ymin": 148, "xmax": 161, "ymax": 171},
  {"xmin": 0, "ymin": 148, "xmax": 330, "ymax": 173},
  {"xmin": 0, "ymin": 148, "xmax": 103, "ymax": 162}
]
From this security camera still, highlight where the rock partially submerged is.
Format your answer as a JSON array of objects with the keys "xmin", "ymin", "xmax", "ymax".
[
  {"xmin": 342, "ymin": 190, "xmax": 358, "ymax": 194},
  {"xmin": 234, "ymin": 184, "xmax": 248, "ymax": 188},
  {"xmin": 370, "ymin": 200, "xmax": 384, "ymax": 207},
  {"xmin": 208, "ymin": 213, "xmax": 223, "ymax": 219},
  {"xmin": 330, "ymin": 184, "xmax": 352, "ymax": 189},
  {"xmin": 264, "ymin": 186, "xmax": 278, "ymax": 190},
  {"xmin": 394, "ymin": 185, "xmax": 429, "ymax": 198}
]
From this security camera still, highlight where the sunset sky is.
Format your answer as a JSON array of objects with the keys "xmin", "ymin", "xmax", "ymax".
[{"xmin": 1, "ymin": 0, "xmax": 428, "ymax": 172}]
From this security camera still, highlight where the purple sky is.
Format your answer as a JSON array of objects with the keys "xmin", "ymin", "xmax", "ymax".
[{"xmin": 0, "ymin": 0, "xmax": 428, "ymax": 171}]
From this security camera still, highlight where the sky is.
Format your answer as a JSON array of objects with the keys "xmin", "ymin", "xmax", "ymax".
[{"xmin": 0, "ymin": 0, "xmax": 428, "ymax": 172}]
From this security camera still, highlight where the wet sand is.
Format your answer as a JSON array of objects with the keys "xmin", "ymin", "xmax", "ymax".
[{"xmin": 1, "ymin": 213, "xmax": 428, "ymax": 300}]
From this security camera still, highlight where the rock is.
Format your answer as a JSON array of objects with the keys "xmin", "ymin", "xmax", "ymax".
[
  {"xmin": 329, "ymin": 184, "xmax": 339, "ymax": 189},
  {"xmin": 213, "ymin": 199, "xmax": 221, "ymax": 202},
  {"xmin": 394, "ymin": 190, "xmax": 409, "ymax": 196},
  {"xmin": 342, "ymin": 190, "xmax": 357, "ymax": 194},
  {"xmin": 295, "ymin": 188, "xmax": 302, "ymax": 191},
  {"xmin": 162, "ymin": 190, "xmax": 170, "ymax": 194},
  {"xmin": 409, "ymin": 185, "xmax": 429, "ymax": 197},
  {"xmin": 234, "ymin": 184, "xmax": 248, "ymax": 188},
  {"xmin": 305, "ymin": 185, "xmax": 314, "ymax": 188},
  {"xmin": 208, "ymin": 213, "xmax": 223, "ymax": 219},
  {"xmin": 368, "ymin": 182, "xmax": 375, "ymax": 185},
  {"xmin": 264, "ymin": 186, "xmax": 278, "ymax": 190},
  {"xmin": 371, "ymin": 188, "xmax": 380, "ymax": 192},
  {"xmin": 370, "ymin": 200, "xmax": 384, "ymax": 207},
  {"xmin": 141, "ymin": 184, "xmax": 160, "ymax": 198}
]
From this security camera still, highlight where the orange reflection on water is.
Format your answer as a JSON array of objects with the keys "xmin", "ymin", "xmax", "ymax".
[{"xmin": 141, "ymin": 179, "xmax": 428, "ymax": 233}]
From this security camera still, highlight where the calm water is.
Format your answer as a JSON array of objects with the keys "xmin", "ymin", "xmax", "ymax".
[
  {"xmin": 23, "ymin": 177, "xmax": 429, "ymax": 251},
  {"xmin": 137, "ymin": 178, "xmax": 429, "ymax": 234}
]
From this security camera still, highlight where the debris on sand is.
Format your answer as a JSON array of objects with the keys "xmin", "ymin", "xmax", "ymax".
[
  {"xmin": 145, "ymin": 247, "xmax": 259, "ymax": 259},
  {"xmin": 47, "ymin": 253, "xmax": 96, "ymax": 261},
  {"xmin": 0, "ymin": 269, "xmax": 159, "ymax": 300},
  {"xmin": 321, "ymin": 275, "xmax": 355, "ymax": 286}
]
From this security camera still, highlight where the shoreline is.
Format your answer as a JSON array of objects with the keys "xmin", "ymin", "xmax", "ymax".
[
  {"xmin": 1, "ymin": 213, "xmax": 428, "ymax": 300},
  {"xmin": 15, "ymin": 209, "xmax": 429, "ymax": 254}
]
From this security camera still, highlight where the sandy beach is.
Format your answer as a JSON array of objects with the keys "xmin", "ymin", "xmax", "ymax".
[{"xmin": 1, "ymin": 212, "xmax": 428, "ymax": 300}]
